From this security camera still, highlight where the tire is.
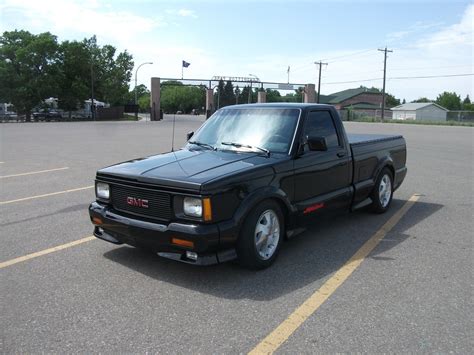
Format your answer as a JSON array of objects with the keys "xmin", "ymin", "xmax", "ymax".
[
  {"xmin": 237, "ymin": 200, "xmax": 284, "ymax": 270},
  {"xmin": 370, "ymin": 167, "xmax": 394, "ymax": 214}
]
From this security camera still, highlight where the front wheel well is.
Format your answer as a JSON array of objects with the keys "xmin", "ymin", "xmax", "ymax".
[{"xmin": 241, "ymin": 196, "xmax": 289, "ymax": 228}]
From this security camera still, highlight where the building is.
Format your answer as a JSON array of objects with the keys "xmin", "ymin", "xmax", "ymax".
[
  {"xmin": 319, "ymin": 87, "xmax": 387, "ymax": 118},
  {"xmin": 391, "ymin": 103, "xmax": 448, "ymax": 121},
  {"xmin": 320, "ymin": 87, "xmax": 383, "ymax": 110}
]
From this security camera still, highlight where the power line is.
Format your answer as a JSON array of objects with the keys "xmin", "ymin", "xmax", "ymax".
[
  {"xmin": 321, "ymin": 73, "xmax": 473, "ymax": 85},
  {"xmin": 291, "ymin": 48, "xmax": 377, "ymax": 74},
  {"xmin": 323, "ymin": 77, "xmax": 383, "ymax": 85},
  {"xmin": 389, "ymin": 73, "xmax": 473, "ymax": 79},
  {"xmin": 323, "ymin": 48, "xmax": 376, "ymax": 63},
  {"xmin": 389, "ymin": 64, "xmax": 472, "ymax": 71}
]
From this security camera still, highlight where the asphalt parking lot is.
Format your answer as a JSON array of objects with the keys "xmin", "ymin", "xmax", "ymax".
[{"xmin": 1, "ymin": 115, "xmax": 472, "ymax": 353}]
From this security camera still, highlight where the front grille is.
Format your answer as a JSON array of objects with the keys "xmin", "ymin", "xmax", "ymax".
[{"xmin": 111, "ymin": 184, "xmax": 172, "ymax": 221}]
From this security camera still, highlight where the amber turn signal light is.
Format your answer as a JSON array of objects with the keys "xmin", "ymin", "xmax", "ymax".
[
  {"xmin": 203, "ymin": 197, "xmax": 212, "ymax": 222},
  {"xmin": 92, "ymin": 217, "xmax": 103, "ymax": 225},
  {"xmin": 171, "ymin": 238, "xmax": 194, "ymax": 248}
]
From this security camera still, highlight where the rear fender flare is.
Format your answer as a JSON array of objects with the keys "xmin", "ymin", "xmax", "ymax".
[{"xmin": 374, "ymin": 157, "xmax": 395, "ymax": 182}]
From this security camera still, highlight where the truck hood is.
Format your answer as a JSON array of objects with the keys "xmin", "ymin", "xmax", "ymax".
[{"xmin": 97, "ymin": 148, "xmax": 278, "ymax": 191}]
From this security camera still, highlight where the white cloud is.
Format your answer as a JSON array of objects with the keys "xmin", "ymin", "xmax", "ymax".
[
  {"xmin": 416, "ymin": 4, "xmax": 473, "ymax": 48},
  {"xmin": 177, "ymin": 9, "xmax": 197, "ymax": 18},
  {"xmin": 0, "ymin": 0, "xmax": 162, "ymax": 43}
]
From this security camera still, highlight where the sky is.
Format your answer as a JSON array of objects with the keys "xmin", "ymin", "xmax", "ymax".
[{"xmin": 0, "ymin": 0, "xmax": 472, "ymax": 102}]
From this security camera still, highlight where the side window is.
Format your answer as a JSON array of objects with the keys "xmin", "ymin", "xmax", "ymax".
[{"xmin": 303, "ymin": 111, "xmax": 340, "ymax": 150}]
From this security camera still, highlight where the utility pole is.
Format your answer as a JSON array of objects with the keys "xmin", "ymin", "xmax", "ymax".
[
  {"xmin": 287, "ymin": 66, "xmax": 290, "ymax": 84},
  {"xmin": 378, "ymin": 47, "xmax": 393, "ymax": 121},
  {"xmin": 314, "ymin": 61, "xmax": 328, "ymax": 103}
]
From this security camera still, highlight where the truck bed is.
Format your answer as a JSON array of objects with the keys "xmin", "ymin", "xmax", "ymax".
[
  {"xmin": 347, "ymin": 133, "xmax": 403, "ymax": 146},
  {"xmin": 347, "ymin": 133, "xmax": 407, "ymax": 205}
]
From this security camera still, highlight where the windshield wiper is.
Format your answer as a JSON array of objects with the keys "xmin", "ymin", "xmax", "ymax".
[
  {"xmin": 221, "ymin": 142, "xmax": 270, "ymax": 156},
  {"xmin": 188, "ymin": 141, "xmax": 216, "ymax": 150}
]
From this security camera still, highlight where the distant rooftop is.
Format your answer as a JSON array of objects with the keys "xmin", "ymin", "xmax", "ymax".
[
  {"xmin": 391, "ymin": 102, "xmax": 448, "ymax": 111},
  {"xmin": 320, "ymin": 87, "xmax": 381, "ymax": 104}
]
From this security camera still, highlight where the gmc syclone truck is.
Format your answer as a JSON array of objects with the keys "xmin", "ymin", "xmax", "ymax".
[{"xmin": 89, "ymin": 104, "xmax": 407, "ymax": 269}]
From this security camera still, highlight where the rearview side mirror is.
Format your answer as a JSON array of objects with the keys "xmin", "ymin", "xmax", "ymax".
[
  {"xmin": 306, "ymin": 135, "xmax": 327, "ymax": 151},
  {"xmin": 186, "ymin": 131, "xmax": 194, "ymax": 141}
]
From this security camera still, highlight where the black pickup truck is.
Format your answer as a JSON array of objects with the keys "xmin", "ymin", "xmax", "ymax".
[{"xmin": 89, "ymin": 104, "xmax": 407, "ymax": 269}]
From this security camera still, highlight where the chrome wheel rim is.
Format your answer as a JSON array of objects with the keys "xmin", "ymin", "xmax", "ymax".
[
  {"xmin": 379, "ymin": 174, "xmax": 392, "ymax": 208},
  {"xmin": 254, "ymin": 209, "xmax": 280, "ymax": 260}
]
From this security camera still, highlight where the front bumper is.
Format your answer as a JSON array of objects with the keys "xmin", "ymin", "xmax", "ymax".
[{"xmin": 89, "ymin": 202, "xmax": 237, "ymax": 265}]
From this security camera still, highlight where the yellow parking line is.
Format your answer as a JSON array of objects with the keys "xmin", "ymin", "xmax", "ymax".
[
  {"xmin": 0, "ymin": 185, "xmax": 94, "ymax": 205},
  {"xmin": 0, "ymin": 166, "xmax": 69, "ymax": 179},
  {"xmin": 0, "ymin": 236, "xmax": 95, "ymax": 269},
  {"xmin": 249, "ymin": 193, "xmax": 421, "ymax": 355}
]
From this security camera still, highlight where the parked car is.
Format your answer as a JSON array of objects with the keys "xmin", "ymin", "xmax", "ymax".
[
  {"xmin": 33, "ymin": 110, "xmax": 63, "ymax": 122},
  {"xmin": 89, "ymin": 103, "xmax": 407, "ymax": 269}
]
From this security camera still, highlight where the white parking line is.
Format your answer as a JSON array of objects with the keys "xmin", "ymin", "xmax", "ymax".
[
  {"xmin": 0, "ymin": 167, "xmax": 69, "ymax": 179},
  {"xmin": 0, "ymin": 185, "xmax": 94, "ymax": 205},
  {"xmin": 249, "ymin": 194, "xmax": 421, "ymax": 354},
  {"xmin": 0, "ymin": 236, "xmax": 96, "ymax": 269}
]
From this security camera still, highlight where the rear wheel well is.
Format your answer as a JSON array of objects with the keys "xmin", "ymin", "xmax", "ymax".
[{"xmin": 386, "ymin": 164, "xmax": 395, "ymax": 179}]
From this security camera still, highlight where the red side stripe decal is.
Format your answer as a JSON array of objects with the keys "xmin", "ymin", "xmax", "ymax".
[{"xmin": 303, "ymin": 203, "xmax": 325, "ymax": 214}]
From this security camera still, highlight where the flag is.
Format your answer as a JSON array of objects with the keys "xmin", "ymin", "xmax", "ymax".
[{"xmin": 182, "ymin": 60, "xmax": 191, "ymax": 68}]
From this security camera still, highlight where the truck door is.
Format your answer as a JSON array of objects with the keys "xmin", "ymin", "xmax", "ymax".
[{"xmin": 293, "ymin": 109, "xmax": 352, "ymax": 217}]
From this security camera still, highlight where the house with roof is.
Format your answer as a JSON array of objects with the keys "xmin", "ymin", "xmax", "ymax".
[
  {"xmin": 391, "ymin": 102, "xmax": 448, "ymax": 121},
  {"xmin": 319, "ymin": 87, "xmax": 384, "ymax": 114}
]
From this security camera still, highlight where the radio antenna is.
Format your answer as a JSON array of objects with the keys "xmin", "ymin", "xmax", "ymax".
[{"xmin": 171, "ymin": 112, "xmax": 176, "ymax": 152}]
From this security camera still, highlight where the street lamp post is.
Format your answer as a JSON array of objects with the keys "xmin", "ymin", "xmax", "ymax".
[
  {"xmin": 134, "ymin": 61, "xmax": 153, "ymax": 119},
  {"xmin": 248, "ymin": 74, "xmax": 258, "ymax": 104}
]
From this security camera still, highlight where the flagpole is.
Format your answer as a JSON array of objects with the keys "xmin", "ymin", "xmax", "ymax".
[{"xmin": 182, "ymin": 64, "xmax": 183, "ymax": 79}]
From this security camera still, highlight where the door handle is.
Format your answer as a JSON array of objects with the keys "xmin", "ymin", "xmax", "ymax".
[{"xmin": 337, "ymin": 152, "xmax": 346, "ymax": 158}]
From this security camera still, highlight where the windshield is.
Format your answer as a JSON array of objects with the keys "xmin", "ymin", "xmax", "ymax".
[{"xmin": 188, "ymin": 108, "xmax": 300, "ymax": 154}]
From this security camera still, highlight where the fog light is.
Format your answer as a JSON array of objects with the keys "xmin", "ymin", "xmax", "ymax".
[
  {"xmin": 97, "ymin": 227, "xmax": 104, "ymax": 234},
  {"xmin": 186, "ymin": 251, "xmax": 198, "ymax": 261}
]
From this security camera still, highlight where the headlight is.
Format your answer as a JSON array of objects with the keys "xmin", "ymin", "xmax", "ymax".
[
  {"xmin": 183, "ymin": 197, "xmax": 202, "ymax": 217},
  {"xmin": 96, "ymin": 182, "xmax": 110, "ymax": 200}
]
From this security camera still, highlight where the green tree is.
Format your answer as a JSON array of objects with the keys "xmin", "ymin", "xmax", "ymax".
[
  {"xmin": 412, "ymin": 97, "xmax": 432, "ymax": 103},
  {"xmin": 436, "ymin": 92, "xmax": 461, "ymax": 110},
  {"xmin": 266, "ymin": 89, "xmax": 282, "ymax": 102},
  {"xmin": 128, "ymin": 84, "xmax": 150, "ymax": 112},
  {"xmin": 462, "ymin": 95, "xmax": 474, "ymax": 111},
  {"xmin": 161, "ymin": 81, "xmax": 205, "ymax": 113},
  {"xmin": 234, "ymin": 86, "xmax": 241, "ymax": 105},
  {"xmin": 138, "ymin": 94, "xmax": 150, "ymax": 112},
  {"xmin": 131, "ymin": 84, "xmax": 149, "ymax": 102},
  {"xmin": 0, "ymin": 30, "xmax": 60, "ymax": 120},
  {"xmin": 221, "ymin": 80, "xmax": 235, "ymax": 107},
  {"xmin": 238, "ymin": 85, "xmax": 258, "ymax": 103},
  {"xmin": 462, "ymin": 94, "xmax": 471, "ymax": 105},
  {"xmin": 214, "ymin": 79, "xmax": 225, "ymax": 109},
  {"xmin": 57, "ymin": 40, "xmax": 90, "ymax": 118},
  {"xmin": 85, "ymin": 36, "xmax": 134, "ymax": 106},
  {"xmin": 385, "ymin": 93, "xmax": 400, "ymax": 107}
]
